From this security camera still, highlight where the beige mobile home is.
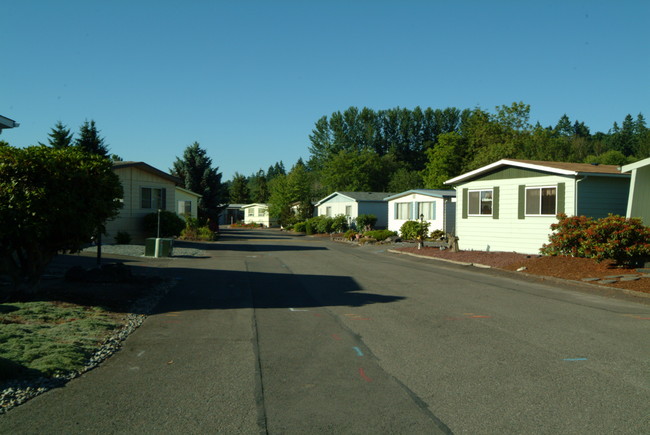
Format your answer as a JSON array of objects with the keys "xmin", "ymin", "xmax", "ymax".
[
  {"xmin": 106, "ymin": 161, "xmax": 200, "ymax": 243},
  {"xmin": 444, "ymin": 159, "xmax": 630, "ymax": 255},
  {"xmin": 242, "ymin": 203, "xmax": 277, "ymax": 227}
]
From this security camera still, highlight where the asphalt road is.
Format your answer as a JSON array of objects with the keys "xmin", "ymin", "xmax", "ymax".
[{"xmin": 1, "ymin": 229, "xmax": 649, "ymax": 434}]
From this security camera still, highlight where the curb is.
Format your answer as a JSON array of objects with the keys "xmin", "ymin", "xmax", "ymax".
[
  {"xmin": 386, "ymin": 249, "xmax": 650, "ymax": 300},
  {"xmin": 387, "ymin": 249, "xmax": 492, "ymax": 269}
]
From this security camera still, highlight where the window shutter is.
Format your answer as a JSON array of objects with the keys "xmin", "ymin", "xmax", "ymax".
[
  {"xmin": 409, "ymin": 202, "xmax": 414, "ymax": 220},
  {"xmin": 432, "ymin": 202, "xmax": 436, "ymax": 220},
  {"xmin": 462, "ymin": 188, "xmax": 468, "ymax": 219},
  {"xmin": 394, "ymin": 203, "xmax": 398, "ymax": 219},
  {"xmin": 162, "ymin": 188, "xmax": 167, "ymax": 210},
  {"xmin": 492, "ymin": 186, "xmax": 499, "ymax": 219},
  {"xmin": 557, "ymin": 182, "xmax": 565, "ymax": 214},
  {"xmin": 518, "ymin": 185, "xmax": 525, "ymax": 219},
  {"xmin": 141, "ymin": 188, "xmax": 151, "ymax": 209}
]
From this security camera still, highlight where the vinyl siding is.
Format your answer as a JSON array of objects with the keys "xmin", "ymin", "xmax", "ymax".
[
  {"xmin": 577, "ymin": 176, "xmax": 630, "ymax": 218},
  {"xmin": 105, "ymin": 166, "xmax": 177, "ymax": 243},
  {"xmin": 387, "ymin": 193, "xmax": 449, "ymax": 235},
  {"xmin": 627, "ymin": 165, "xmax": 650, "ymax": 224},
  {"xmin": 455, "ymin": 175, "xmax": 576, "ymax": 254}
]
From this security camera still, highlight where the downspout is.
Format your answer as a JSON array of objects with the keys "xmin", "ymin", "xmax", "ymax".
[{"xmin": 575, "ymin": 176, "xmax": 587, "ymax": 215}]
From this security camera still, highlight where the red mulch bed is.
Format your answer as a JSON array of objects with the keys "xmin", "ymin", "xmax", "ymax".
[{"xmin": 394, "ymin": 247, "xmax": 650, "ymax": 294}]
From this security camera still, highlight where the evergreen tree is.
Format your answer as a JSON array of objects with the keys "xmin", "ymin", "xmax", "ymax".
[
  {"xmin": 171, "ymin": 142, "xmax": 227, "ymax": 225},
  {"xmin": 75, "ymin": 120, "xmax": 109, "ymax": 157},
  {"xmin": 42, "ymin": 121, "xmax": 74, "ymax": 148},
  {"xmin": 229, "ymin": 173, "xmax": 250, "ymax": 204}
]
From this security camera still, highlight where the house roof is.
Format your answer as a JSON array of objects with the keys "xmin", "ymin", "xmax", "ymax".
[
  {"xmin": 0, "ymin": 114, "xmax": 19, "ymax": 131},
  {"xmin": 621, "ymin": 157, "xmax": 650, "ymax": 173},
  {"xmin": 315, "ymin": 191, "xmax": 394, "ymax": 206},
  {"xmin": 384, "ymin": 189, "xmax": 456, "ymax": 201},
  {"xmin": 444, "ymin": 159, "xmax": 628, "ymax": 185},
  {"xmin": 113, "ymin": 161, "xmax": 182, "ymax": 185},
  {"xmin": 175, "ymin": 186, "xmax": 202, "ymax": 198},
  {"xmin": 241, "ymin": 203, "xmax": 268, "ymax": 209}
]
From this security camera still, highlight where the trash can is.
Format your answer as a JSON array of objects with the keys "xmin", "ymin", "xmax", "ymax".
[{"xmin": 145, "ymin": 238, "xmax": 173, "ymax": 257}]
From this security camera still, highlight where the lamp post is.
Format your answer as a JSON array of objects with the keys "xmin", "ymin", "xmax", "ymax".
[{"xmin": 418, "ymin": 213, "xmax": 424, "ymax": 249}]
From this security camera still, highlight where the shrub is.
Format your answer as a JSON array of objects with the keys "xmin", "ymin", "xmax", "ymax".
[
  {"xmin": 355, "ymin": 214, "xmax": 377, "ymax": 231},
  {"xmin": 114, "ymin": 231, "xmax": 131, "ymax": 245},
  {"xmin": 399, "ymin": 220, "xmax": 430, "ymax": 240},
  {"xmin": 143, "ymin": 210, "xmax": 186, "ymax": 238},
  {"xmin": 363, "ymin": 230, "xmax": 398, "ymax": 241},
  {"xmin": 293, "ymin": 221, "xmax": 307, "ymax": 233},
  {"xmin": 331, "ymin": 214, "xmax": 349, "ymax": 233},
  {"xmin": 430, "ymin": 229, "xmax": 445, "ymax": 240},
  {"xmin": 305, "ymin": 216, "xmax": 334, "ymax": 234},
  {"xmin": 344, "ymin": 229, "xmax": 358, "ymax": 240},
  {"xmin": 541, "ymin": 213, "xmax": 650, "ymax": 266}
]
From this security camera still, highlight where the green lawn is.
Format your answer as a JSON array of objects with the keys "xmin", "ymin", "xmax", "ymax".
[{"xmin": 0, "ymin": 300, "xmax": 124, "ymax": 380}]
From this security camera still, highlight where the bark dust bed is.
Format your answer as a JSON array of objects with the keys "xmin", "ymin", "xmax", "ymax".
[{"xmin": 395, "ymin": 247, "xmax": 650, "ymax": 294}]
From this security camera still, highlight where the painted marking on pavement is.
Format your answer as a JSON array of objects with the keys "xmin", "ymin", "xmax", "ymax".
[
  {"xmin": 289, "ymin": 308, "xmax": 309, "ymax": 312},
  {"xmin": 359, "ymin": 368, "xmax": 373, "ymax": 382},
  {"xmin": 623, "ymin": 314, "xmax": 650, "ymax": 320},
  {"xmin": 353, "ymin": 347, "xmax": 364, "ymax": 357},
  {"xmin": 331, "ymin": 334, "xmax": 342, "ymax": 340},
  {"xmin": 344, "ymin": 314, "xmax": 371, "ymax": 320},
  {"xmin": 137, "ymin": 351, "xmax": 145, "ymax": 357},
  {"xmin": 563, "ymin": 358, "xmax": 588, "ymax": 361}
]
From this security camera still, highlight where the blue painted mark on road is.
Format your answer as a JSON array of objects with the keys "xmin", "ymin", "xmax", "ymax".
[
  {"xmin": 353, "ymin": 347, "xmax": 364, "ymax": 357},
  {"xmin": 563, "ymin": 358, "xmax": 588, "ymax": 361}
]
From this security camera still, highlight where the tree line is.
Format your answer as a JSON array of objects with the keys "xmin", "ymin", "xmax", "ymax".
[{"xmin": 235, "ymin": 102, "xmax": 648, "ymax": 225}]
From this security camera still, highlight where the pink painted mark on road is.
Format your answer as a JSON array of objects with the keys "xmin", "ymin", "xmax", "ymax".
[
  {"xmin": 313, "ymin": 313, "xmax": 323, "ymax": 318},
  {"xmin": 331, "ymin": 334, "xmax": 343, "ymax": 340},
  {"xmin": 469, "ymin": 315, "xmax": 492, "ymax": 318},
  {"xmin": 359, "ymin": 368, "xmax": 373, "ymax": 382}
]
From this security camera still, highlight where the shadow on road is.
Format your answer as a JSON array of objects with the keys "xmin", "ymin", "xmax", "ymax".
[{"xmin": 150, "ymin": 266, "xmax": 404, "ymax": 314}]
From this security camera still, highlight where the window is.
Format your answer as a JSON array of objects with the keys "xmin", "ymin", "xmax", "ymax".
[
  {"xmin": 417, "ymin": 202, "xmax": 435, "ymax": 220},
  {"xmin": 258, "ymin": 208, "xmax": 266, "ymax": 216},
  {"xmin": 247, "ymin": 208, "xmax": 254, "ymax": 216},
  {"xmin": 526, "ymin": 186, "xmax": 556, "ymax": 215},
  {"xmin": 325, "ymin": 206, "xmax": 332, "ymax": 217},
  {"xmin": 345, "ymin": 205, "xmax": 352, "ymax": 216},
  {"xmin": 468, "ymin": 189, "xmax": 492, "ymax": 216},
  {"xmin": 178, "ymin": 200, "xmax": 192, "ymax": 215},
  {"xmin": 141, "ymin": 187, "xmax": 165, "ymax": 210},
  {"xmin": 395, "ymin": 202, "xmax": 411, "ymax": 220}
]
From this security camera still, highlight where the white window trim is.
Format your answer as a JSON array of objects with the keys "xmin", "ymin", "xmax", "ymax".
[
  {"xmin": 467, "ymin": 189, "xmax": 493, "ymax": 217},
  {"xmin": 525, "ymin": 185, "xmax": 557, "ymax": 217}
]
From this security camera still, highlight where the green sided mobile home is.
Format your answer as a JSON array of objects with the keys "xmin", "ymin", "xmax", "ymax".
[
  {"xmin": 444, "ymin": 159, "xmax": 630, "ymax": 255},
  {"xmin": 621, "ymin": 156, "xmax": 650, "ymax": 225}
]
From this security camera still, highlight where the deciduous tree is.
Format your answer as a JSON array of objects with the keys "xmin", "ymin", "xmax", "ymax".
[{"xmin": 0, "ymin": 146, "xmax": 122, "ymax": 291}]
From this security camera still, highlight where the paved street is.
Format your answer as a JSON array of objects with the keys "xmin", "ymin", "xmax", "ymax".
[{"xmin": 1, "ymin": 228, "xmax": 649, "ymax": 434}]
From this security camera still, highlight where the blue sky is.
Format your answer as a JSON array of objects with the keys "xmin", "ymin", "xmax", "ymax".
[{"xmin": 2, "ymin": 1, "xmax": 649, "ymax": 180}]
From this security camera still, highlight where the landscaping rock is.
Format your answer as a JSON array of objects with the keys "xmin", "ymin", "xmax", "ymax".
[
  {"xmin": 598, "ymin": 279, "xmax": 618, "ymax": 284},
  {"xmin": 581, "ymin": 277, "xmax": 600, "ymax": 282},
  {"xmin": 619, "ymin": 276, "xmax": 640, "ymax": 282}
]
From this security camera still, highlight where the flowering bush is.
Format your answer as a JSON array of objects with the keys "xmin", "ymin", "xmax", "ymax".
[{"xmin": 541, "ymin": 213, "xmax": 650, "ymax": 266}]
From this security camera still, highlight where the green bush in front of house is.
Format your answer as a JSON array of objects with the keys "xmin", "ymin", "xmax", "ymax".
[
  {"xmin": 363, "ymin": 230, "xmax": 398, "ymax": 241},
  {"xmin": 331, "ymin": 214, "xmax": 349, "ymax": 233},
  {"xmin": 143, "ymin": 210, "xmax": 186, "ymax": 238},
  {"xmin": 400, "ymin": 220, "xmax": 430, "ymax": 240},
  {"xmin": 355, "ymin": 214, "xmax": 377, "ymax": 231}
]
